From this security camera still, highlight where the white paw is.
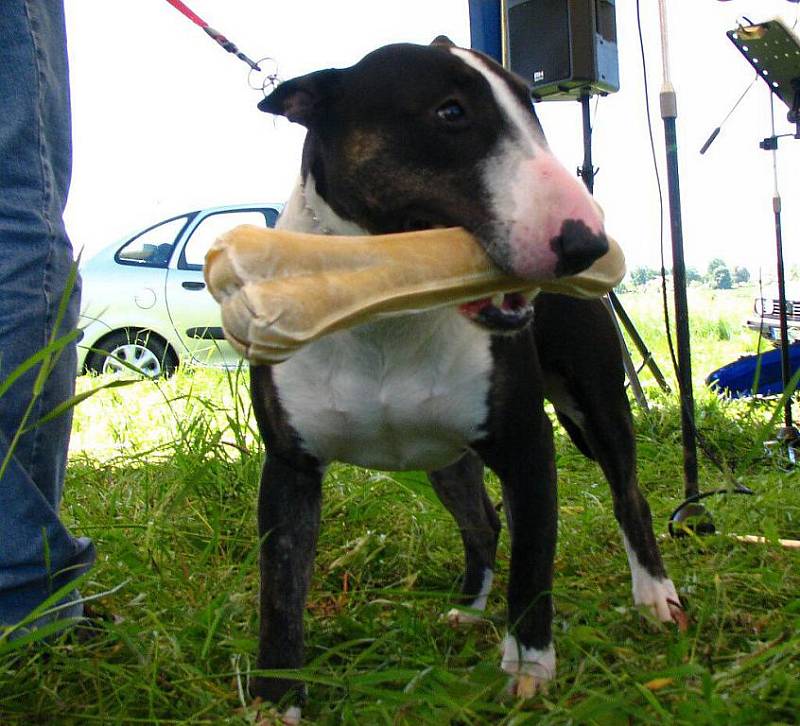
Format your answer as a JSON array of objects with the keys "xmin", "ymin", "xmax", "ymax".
[
  {"xmin": 501, "ymin": 634, "xmax": 555, "ymax": 697},
  {"xmin": 633, "ymin": 574, "xmax": 678, "ymax": 620},
  {"xmin": 446, "ymin": 569, "xmax": 493, "ymax": 626},
  {"xmin": 254, "ymin": 704, "xmax": 301, "ymax": 726},
  {"xmin": 623, "ymin": 536, "xmax": 687, "ymax": 631},
  {"xmin": 446, "ymin": 607, "xmax": 483, "ymax": 626},
  {"xmin": 633, "ymin": 576, "xmax": 687, "ymax": 630}
]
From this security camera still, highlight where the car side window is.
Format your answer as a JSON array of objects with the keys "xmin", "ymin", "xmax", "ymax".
[
  {"xmin": 116, "ymin": 215, "xmax": 189, "ymax": 267},
  {"xmin": 180, "ymin": 209, "xmax": 278, "ymax": 270}
]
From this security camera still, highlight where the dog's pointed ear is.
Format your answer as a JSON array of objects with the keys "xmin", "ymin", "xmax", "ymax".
[
  {"xmin": 431, "ymin": 35, "xmax": 456, "ymax": 48},
  {"xmin": 257, "ymin": 69, "xmax": 342, "ymax": 127}
]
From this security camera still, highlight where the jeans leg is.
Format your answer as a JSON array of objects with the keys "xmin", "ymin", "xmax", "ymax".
[{"xmin": 0, "ymin": 0, "xmax": 95, "ymax": 630}]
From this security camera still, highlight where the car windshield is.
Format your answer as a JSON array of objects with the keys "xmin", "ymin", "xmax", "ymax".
[{"xmin": 117, "ymin": 215, "xmax": 189, "ymax": 267}]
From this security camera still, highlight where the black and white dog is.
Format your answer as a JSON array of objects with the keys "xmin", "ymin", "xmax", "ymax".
[{"xmin": 249, "ymin": 38, "xmax": 682, "ymax": 715}]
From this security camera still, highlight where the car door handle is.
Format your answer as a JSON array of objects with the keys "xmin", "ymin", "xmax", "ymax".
[
  {"xmin": 186, "ymin": 326, "xmax": 225, "ymax": 340},
  {"xmin": 182, "ymin": 281, "xmax": 206, "ymax": 290}
]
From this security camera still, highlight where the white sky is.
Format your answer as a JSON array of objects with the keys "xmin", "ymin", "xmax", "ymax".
[{"xmin": 63, "ymin": 1, "xmax": 800, "ymax": 277}]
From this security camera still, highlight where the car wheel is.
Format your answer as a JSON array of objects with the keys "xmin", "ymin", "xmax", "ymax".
[{"xmin": 86, "ymin": 330, "xmax": 178, "ymax": 378}]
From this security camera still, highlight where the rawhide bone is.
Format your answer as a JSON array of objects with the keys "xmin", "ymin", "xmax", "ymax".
[{"xmin": 204, "ymin": 225, "xmax": 625, "ymax": 364}]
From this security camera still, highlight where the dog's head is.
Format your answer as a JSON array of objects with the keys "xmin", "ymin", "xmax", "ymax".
[{"xmin": 259, "ymin": 39, "xmax": 609, "ymax": 331}]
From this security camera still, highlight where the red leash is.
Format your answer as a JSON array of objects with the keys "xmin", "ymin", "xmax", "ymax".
[{"xmin": 165, "ymin": 0, "xmax": 261, "ymax": 71}]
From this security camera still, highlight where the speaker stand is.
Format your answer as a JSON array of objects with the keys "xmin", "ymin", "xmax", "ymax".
[{"xmin": 578, "ymin": 92, "xmax": 670, "ymax": 410}]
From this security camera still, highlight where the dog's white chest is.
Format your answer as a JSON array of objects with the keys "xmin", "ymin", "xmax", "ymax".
[{"xmin": 272, "ymin": 309, "xmax": 493, "ymax": 471}]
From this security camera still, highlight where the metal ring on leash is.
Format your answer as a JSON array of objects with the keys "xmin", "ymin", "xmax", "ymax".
[{"xmin": 248, "ymin": 57, "xmax": 281, "ymax": 97}]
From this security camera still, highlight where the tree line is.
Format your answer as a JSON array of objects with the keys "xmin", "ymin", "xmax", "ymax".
[{"xmin": 627, "ymin": 258, "xmax": 750, "ymax": 290}]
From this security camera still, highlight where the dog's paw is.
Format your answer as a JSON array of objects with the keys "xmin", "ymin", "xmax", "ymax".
[
  {"xmin": 446, "ymin": 607, "xmax": 484, "ymax": 627},
  {"xmin": 501, "ymin": 634, "xmax": 555, "ymax": 698},
  {"xmin": 508, "ymin": 672, "xmax": 549, "ymax": 698},
  {"xmin": 247, "ymin": 700, "xmax": 301, "ymax": 726},
  {"xmin": 633, "ymin": 576, "xmax": 688, "ymax": 632},
  {"xmin": 280, "ymin": 706, "xmax": 302, "ymax": 725},
  {"xmin": 445, "ymin": 569, "xmax": 494, "ymax": 627},
  {"xmin": 249, "ymin": 679, "xmax": 305, "ymax": 724}
]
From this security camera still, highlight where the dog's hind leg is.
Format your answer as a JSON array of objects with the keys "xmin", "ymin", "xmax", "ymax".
[
  {"xmin": 535, "ymin": 294, "xmax": 684, "ymax": 627},
  {"xmin": 553, "ymin": 398, "xmax": 683, "ymax": 624},
  {"xmin": 428, "ymin": 452, "xmax": 501, "ymax": 624}
]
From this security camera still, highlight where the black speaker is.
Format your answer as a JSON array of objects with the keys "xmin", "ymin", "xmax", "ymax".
[{"xmin": 506, "ymin": 0, "xmax": 619, "ymax": 100}]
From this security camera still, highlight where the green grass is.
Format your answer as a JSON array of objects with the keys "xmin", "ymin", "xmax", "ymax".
[{"xmin": 1, "ymin": 287, "xmax": 799, "ymax": 724}]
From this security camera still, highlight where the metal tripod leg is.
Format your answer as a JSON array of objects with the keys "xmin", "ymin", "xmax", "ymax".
[
  {"xmin": 608, "ymin": 291, "xmax": 672, "ymax": 394},
  {"xmin": 602, "ymin": 296, "xmax": 649, "ymax": 410},
  {"xmin": 601, "ymin": 292, "xmax": 671, "ymax": 410}
]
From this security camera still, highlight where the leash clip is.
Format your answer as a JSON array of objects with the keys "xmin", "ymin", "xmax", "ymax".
[
  {"xmin": 248, "ymin": 58, "xmax": 281, "ymax": 96},
  {"xmin": 203, "ymin": 26, "xmax": 261, "ymax": 71}
]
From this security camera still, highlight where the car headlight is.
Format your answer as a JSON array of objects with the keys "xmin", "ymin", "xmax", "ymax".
[{"xmin": 754, "ymin": 297, "xmax": 765, "ymax": 316}]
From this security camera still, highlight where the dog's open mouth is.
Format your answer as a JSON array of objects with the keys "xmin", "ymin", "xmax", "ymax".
[{"xmin": 459, "ymin": 292, "xmax": 535, "ymax": 332}]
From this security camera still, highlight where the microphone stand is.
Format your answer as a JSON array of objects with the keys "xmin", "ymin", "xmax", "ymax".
[
  {"xmin": 656, "ymin": 1, "xmax": 703, "ymax": 505},
  {"xmin": 655, "ymin": 2, "xmax": 752, "ymax": 536}
]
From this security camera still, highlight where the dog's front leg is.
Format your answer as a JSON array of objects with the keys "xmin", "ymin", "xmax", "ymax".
[
  {"xmin": 475, "ymin": 391, "xmax": 558, "ymax": 696},
  {"xmin": 496, "ymin": 412, "xmax": 558, "ymax": 696},
  {"xmin": 252, "ymin": 453, "xmax": 323, "ymax": 713}
]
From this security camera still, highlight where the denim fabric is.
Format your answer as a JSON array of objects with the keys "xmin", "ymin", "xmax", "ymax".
[{"xmin": 0, "ymin": 0, "xmax": 95, "ymax": 630}]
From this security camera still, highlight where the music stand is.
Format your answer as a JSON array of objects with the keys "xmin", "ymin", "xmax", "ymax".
[
  {"xmin": 728, "ymin": 18, "xmax": 800, "ymax": 452},
  {"xmin": 727, "ymin": 19, "xmax": 800, "ymax": 137}
]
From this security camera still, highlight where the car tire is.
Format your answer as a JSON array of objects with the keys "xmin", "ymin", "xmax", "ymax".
[{"xmin": 86, "ymin": 330, "xmax": 179, "ymax": 378}]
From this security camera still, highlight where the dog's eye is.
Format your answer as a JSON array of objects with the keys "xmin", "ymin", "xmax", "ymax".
[{"xmin": 436, "ymin": 100, "xmax": 466, "ymax": 124}]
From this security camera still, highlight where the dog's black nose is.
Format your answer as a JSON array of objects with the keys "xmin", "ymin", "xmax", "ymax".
[{"xmin": 551, "ymin": 219, "xmax": 609, "ymax": 277}]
